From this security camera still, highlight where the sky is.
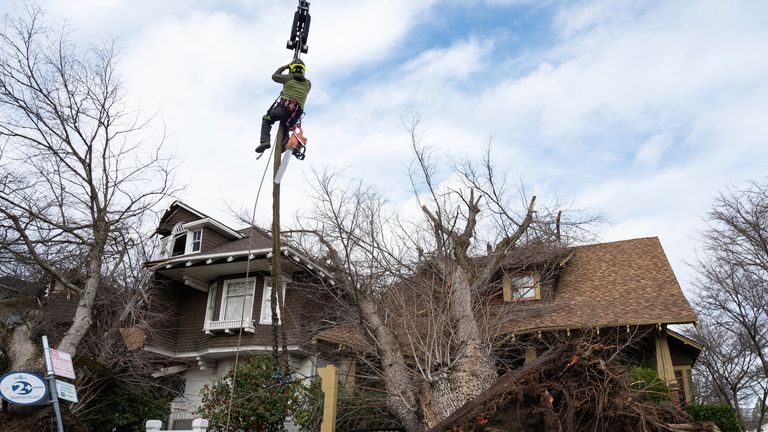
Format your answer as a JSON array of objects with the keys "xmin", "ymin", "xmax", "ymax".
[{"xmin": 2, "ymin": 0, "xmax": 767, "ymax": 293}]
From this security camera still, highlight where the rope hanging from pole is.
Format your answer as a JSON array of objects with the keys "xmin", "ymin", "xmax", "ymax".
[{"xmin": 223, "ymin": 142, "xmax": 275, "ymax": 431}]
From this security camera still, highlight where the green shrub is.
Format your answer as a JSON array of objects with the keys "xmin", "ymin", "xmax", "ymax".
[
  {"xmin": 293, "ymin": 378, "xmax": 400, "ymax": 432},
  {"xmin": 628, "ymin": 367, "xmax": 670, "ymax": 403},
  {"xmin": 197, "ymin": 355, "xmax": 302, "ymax": 432},
  {"xmin": 80, "ymin": 387, "xmax": 170, "ymax": 432},
  {"xmin": 685, "ymin": 403, "xmax": 741, "ymax": 432}
]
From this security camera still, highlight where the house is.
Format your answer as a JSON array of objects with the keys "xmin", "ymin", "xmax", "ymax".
[
  {"xmin": 316, "ymin": 237, "xmax": 701, "ymax": 407},
  {"xmin": 499, "ymin": 237, "xmax": 700, "ymax": 404},
  {"xmin": 142, "ymin": 201, "xmax": 332, "ymax": 429},
  {"xmin": 143, "ymin": 201, "xmax": 701, "ymax": 428}
]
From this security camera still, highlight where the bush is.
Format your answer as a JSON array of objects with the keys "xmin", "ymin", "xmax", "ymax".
[
  {"xmin": 685, "ymin": 403, "xmax": 741, "ymax": 432},
  {"xmin": 293, "ymin": 379, "xmax": 400, "ymax": 432},
  {"xmin": 197, "ymin": 355, "xmax": 301, "ymax": 432},
  {"xmin": 80, "ymin": 387, "xmax": 171, "ymax": 432},
  {"xmin": 628, "ymin": 367, "xmax": 670, "ymax": 403}
]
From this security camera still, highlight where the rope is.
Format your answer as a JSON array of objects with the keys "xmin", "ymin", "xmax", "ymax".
[{"xmin": 224, "ymin": 141, "xmax": 275, "ymax": 432}]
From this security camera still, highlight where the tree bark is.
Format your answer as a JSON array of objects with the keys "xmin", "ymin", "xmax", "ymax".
[
  {"xmin": 58, "ymin": 226, "xmax": 107, "ymax": 355},
  {"xmin": 423, "ymin": 263, "xmax": 496, "ymax": 426},
  {"xmin": 358, "ymin": 294, "xmax": 422, "ymax": 432},
  {"xmin": 8, "ymin": 321, "xmax": 43, "ymax": 370}
]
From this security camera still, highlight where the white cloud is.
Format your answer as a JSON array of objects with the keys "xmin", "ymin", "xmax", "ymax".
[
  {"xmin": 2, "ymin": 0, "xmax": 767, "ymax": 295},
  {"xmin": 634, "ymin": 133, "xmax": 671, "ymax": 167}
]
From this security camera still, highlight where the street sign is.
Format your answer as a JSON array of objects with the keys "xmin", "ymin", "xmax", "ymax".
[
  {"xmin": 0, "ymin": 372, "xmax": 49, "ymax": 405},
  {"xmin": 55, "ymin": 379, "xmax": 78, "ymax": 403},
  {"xmin": 50, "ymin": 349, "xmax": 76, "ymax": 379}
]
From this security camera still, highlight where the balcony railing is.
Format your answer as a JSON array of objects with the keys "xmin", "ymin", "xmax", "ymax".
[{"xmin": 204, "ymin": 319, "xmax": 256, "ymax": 335}]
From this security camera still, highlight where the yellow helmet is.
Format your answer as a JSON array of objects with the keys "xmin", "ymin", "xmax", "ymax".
[{"xmin": 289, "ymin": 59, "xmax": 306, "ymax": 74}]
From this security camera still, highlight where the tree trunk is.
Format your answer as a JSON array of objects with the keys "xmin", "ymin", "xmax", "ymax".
[
  {"xmin": 358, "ymin": 295, "xmax": 422, "ymax": 432},
  {"xmin": 424, "ymin": 263, "xmax": 496, "ymax": 427},
  {"xmin": 58, "ymin": 228, "xmax": 106, "ymax": 355},
  {"xmin": 8, "ymin": 321, "xmax": 44, "ymax": 370}
]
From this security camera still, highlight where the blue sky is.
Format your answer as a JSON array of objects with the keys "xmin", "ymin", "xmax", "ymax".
[{"xmin": 2, "ymin": 0, "xmax": 767, "ymax": 292}]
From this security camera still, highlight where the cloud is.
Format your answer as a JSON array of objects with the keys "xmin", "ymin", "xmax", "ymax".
[
  {"xmin": 634, "ymin": 133, "xmax": 672, "ymax": 167},
  {"xmin": 2, "ymin": 0, "xmax": 767, "ymax": 294}
]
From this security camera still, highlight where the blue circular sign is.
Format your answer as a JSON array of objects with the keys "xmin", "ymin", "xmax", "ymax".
[{"xmin": 0, "ymin": 371, "xmax": 48, "ymax": 405}]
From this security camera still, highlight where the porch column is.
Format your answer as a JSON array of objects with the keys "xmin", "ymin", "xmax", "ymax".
[
  {"xmin": 654, "ymin": 332, "xmax": 675, "ymax": 383},
  {"xmin": 654, "ymin": 331, "xmax": 681, "ymax": 406},
  {"xmin": 319, "ymin": 364, "xmax": 339, "ymax": 432}
]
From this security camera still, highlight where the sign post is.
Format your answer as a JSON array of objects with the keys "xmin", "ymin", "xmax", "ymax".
[{"xmin": 42, "ymin": 336, "xmax": 65, "ymax": 432}]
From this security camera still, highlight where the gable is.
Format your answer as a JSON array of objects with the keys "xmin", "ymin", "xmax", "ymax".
[{"xmin": 157, "ymin": 206, "xmax": 204, "ymax": 236}]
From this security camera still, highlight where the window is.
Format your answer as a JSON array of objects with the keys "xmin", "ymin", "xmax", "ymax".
[
  {"xmin": 171, "ymin": 223, "xmax": 186, "ymax": 257},
  {"xmin": 674, "ymin": 367, "xmax": 693, "ymax": 406},
  {"xmin": 186, "ymin": 229, "xmax": 202, "ymax": 253},
  {"xmin": 259, "ymin": 277, "xmax": 286, "ymax": 324},
  {"xmin": 503, "ymin": 272, "xmax": 540, "ymax": 302},
  {"xmin": 220, "ymin": 279, "xmax": 256, "ymax": 322},
  {"xmin": 157, "ymin": 224, "xmax": 203, "ymax": 258},
  {"xmin": 204, "ymin": 283, "xmax": 217, "ymax": 324}
]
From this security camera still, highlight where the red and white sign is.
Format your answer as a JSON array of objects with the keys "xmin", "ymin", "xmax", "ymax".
[{"xmin": 50, "ymin": 349, "xmax": 76, "ymax": 379}]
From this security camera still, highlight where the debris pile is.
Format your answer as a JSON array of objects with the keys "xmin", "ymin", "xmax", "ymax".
[{"xmin": 432, "ymin": 339, "xmax": 719, "ymax": 432}]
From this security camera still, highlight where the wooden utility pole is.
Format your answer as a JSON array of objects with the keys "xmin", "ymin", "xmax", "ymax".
[{"xmin": 271, "ymin": 125, "xmax": 290, "ymax": 378}]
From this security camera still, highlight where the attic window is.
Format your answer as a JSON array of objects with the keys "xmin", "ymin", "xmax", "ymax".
[
  {"xmin": 159, "ymin": 224, "xmax": 205, "ymax": 257},
  {"xmin": 503, "ymin": 272, "xmax": 541, "ymax": 302},
  {"xmin": 186, "ymin": 229, "xmax": 202, "ymax": 253}
]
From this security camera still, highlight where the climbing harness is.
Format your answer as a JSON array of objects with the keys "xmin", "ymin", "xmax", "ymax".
[{"xmin": 256, "ymin": 97, "xmax": 305, "ymax": 161}]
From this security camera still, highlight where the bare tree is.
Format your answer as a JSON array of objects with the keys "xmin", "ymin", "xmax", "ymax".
[
  {"xmin": 0, "ymin": 6, "xmax": 174, "ymax": 356},
  {"xmin": 289, "ymin": 120, "xmax": 599, "ymax": 431},
  {"xmin": 692, "ymin": 180, "xmax": 768, "ymax": 431}
]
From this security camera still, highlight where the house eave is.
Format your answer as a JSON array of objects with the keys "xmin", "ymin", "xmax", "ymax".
[
  {"xmin": 144, "ymin": 344, "xmax": 306, "ymax": 360},
  {"xmin": 183, "ymin": 218, "xmax": 244, "ymax": 239},
  {"xmin": 146, "ymin": 246, "xmax": 333, "ymax": 280},
  {"xmin": 502, "ymin": 318, "xmax": 698, "ymax": 337}
]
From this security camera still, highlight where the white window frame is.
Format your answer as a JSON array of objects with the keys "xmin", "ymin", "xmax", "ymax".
[
  {"xmin": 203, "ymin": 282, "xmax": 218, "ymax": 332},
  {"xmin": 259, "ymin": 277, "xmax": 287, "ymax": 325},
  {"xmin": 185, "ymin": 228, "xmax": 203, "ymax": 254},
  {"xmin": 218, "ymin": 278, "xmax": 256, "ymax": 323}
]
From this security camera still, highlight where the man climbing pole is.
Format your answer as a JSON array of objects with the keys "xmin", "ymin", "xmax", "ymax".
[{"xmin": 256, "ymin": 58, "xmax": 311, "ymax": 153}]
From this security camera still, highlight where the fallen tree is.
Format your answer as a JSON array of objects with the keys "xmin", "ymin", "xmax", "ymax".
[{"xmin": 431, "ymin": 337, "xmax": 720, "ymax": 432}]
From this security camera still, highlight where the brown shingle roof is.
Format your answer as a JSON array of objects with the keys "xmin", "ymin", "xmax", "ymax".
[
  {"xmin": 203, "ymin": 227, "xmax": 272, "ymax": 254},
  {"xmin": 501, "ymin": 236, "xmax": 697, "ymax": 333},
  {"xmin": 316, "ymin": 237, "xmax": 697, "ymax": 347}
]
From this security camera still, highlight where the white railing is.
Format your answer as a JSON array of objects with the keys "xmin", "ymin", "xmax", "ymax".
[
  {"xmin": 146, "ymin": 419, "xmax": 208, "ymax": 432},
  {"xmin": 203, "ymin": 319, "xmax": 255, "ymax": 334}
]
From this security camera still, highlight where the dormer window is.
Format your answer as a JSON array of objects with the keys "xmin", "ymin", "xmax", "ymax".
[
  {"xmin": 503, "ymin": 272, "xmax": 541, "ymax": 302},
  {"xmin": 157, "ymin": 223, "xmax": 204, "ymax": 258},
  {"xmin": 186, "ymin": 229, "xmax": 202, "ymax": 253}
]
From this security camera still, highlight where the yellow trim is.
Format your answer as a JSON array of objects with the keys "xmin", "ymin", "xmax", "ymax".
[
  {"xmin": 524, "ymin": 346, "xmax": 537, "ymax": 364},
  {"xmin": 503, "ymin": 277, "xmax": 512, "ymax": 302},
  {"xmin": 343, "ymin": 360, "xmax": 356, "ymax": 392},
  {"xmin": 674, "ymin": 365, "xmax": 693, "ymax": 404},
  {"xmin": 654, "ymin": 332, "xmax": 676, "ymax": 385},
  {"xmin": 503, "ymin": 271, "xmax": 541, "ymax": 302},
  {"xmin": 319, "ymin": 365, "xmax": 339, "ymax": 432},
  {"xmin": 502, "ymin": 320, "xmax": 697, "ymax": 336},
  {"xmin": 667, "ymin": 329, "xmax": 704, "ymax": 351}
]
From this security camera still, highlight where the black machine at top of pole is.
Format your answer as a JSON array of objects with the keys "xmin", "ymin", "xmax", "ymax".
[{"xmin": 286, "ymin": 0, "xmax": 311, "ymax": 58}]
